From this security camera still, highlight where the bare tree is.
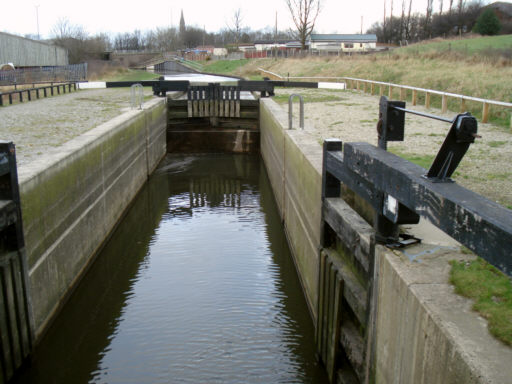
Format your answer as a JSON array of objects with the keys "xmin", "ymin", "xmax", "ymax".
[
  {"xmin": 51, "ymin": 17, "xmax": 86, "ymax": 40},
  {"xmin": 425, "ymin": 0, "xmax": 434, "ymax": 37},
  {"xmin": 285, "ymin": 0, "xmax": 321, "ymax": 50},
  {"xmin": 389, "ymin": 0, "xmax": 394, "ymax": 41},
  {"xmin": 399, "ymin": 0, "xmax": 406, "ymax": 42},
  {"xmin": 227, "ymin": 8, "xmax": 244, "ymax": 44},
  {"xmin": 383, "ymin": 0, "xmax": 387, "ymax": 39},
  {"xmin": 406, "ymin": 0, "xmax": 413, "ymax": 40}
]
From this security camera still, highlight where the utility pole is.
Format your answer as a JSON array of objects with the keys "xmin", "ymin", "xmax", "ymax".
[
  {"xmin": 274, "ymin": 11, "xmax": 277, "ymax": 59},
  {"xmin": 35, "ymin": 5, "xmax": 40, "ymax": 39}
]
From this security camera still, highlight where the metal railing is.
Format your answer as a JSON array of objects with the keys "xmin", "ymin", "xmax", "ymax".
[
  {"xmin": 130, "ymin": 84, "xmax": 144, "ymax": 110},
  {"xmin": 0, "ymin": 63, "xmax": 87, "ymax": 86},
  {"xmin": 288, "ymin": 94, "xmax": 304, "ymax": 130}
]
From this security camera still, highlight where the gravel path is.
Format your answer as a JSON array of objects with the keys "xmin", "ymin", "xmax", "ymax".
[
  {"xmin": 1, "ymin": 86, "xmax": 510, "ymax": 208},
  {"xmin": 0, "ymin": 88, "xmax": 154, "ymax": 166},
  {"xmin": 276, "ymin": 88, "xmax": 512, "ymax": 208}
]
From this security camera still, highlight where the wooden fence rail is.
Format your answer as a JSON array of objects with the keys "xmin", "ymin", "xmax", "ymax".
[
  {"xmin": 0, "ymin": 83, "xmax": 78, "ymax": 106},
  {"xmin": 258, "ymin": 69, "xmax": 512, "ymax": 128}
]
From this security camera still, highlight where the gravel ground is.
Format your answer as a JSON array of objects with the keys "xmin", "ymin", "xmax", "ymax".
[
  {"xmin": 0, "ymin": 88, "xmax": 154, "ymax": 166},
  {"xmin": 276, "ymin": 88, "xmax": 512, "ymax": 208},
  {"xmin": 1, "ymin": 86, "xmax": 510, "ymax": 208}
]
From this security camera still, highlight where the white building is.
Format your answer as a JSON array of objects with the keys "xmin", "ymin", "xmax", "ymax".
[{"xmin": 308, "ymin": 34, "xmax": 377, "ymax": 53}]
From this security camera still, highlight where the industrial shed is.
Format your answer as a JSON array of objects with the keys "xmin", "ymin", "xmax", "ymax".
[{"xmin": 0, "ymin": 32, "xmax": 68, "ymax": 67}]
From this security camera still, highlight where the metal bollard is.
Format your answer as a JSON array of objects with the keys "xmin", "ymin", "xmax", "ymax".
[
  {"xmin": 130, "ymin": 84, "xmax": 144, "ymax": 110},
  {"xmin": 288, "ymin": 94, "xmax": 304, "ymax": 130}
]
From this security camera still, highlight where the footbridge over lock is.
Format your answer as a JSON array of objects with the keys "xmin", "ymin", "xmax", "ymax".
[{"xmin": 1, "ymin": 74, "xmax": 511, "ymax": 384}]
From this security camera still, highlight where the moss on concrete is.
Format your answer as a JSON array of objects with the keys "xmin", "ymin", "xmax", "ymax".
[{"xmin": 450, "ymin": 257, "xmax": 512, "ymax": 346}]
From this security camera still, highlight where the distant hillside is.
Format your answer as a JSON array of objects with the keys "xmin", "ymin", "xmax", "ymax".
[{"xmin": 398, "ymin": 34, "xmax": 512, "ymax": 56}]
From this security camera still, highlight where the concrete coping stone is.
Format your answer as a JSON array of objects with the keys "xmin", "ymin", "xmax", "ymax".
[{"xmin": 382, "ymin": 245, "xmax": 512, "ymax": 383}]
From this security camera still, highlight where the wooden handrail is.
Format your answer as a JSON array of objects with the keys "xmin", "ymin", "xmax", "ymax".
[{"xmin": 258, "ymin": 69, "xmax": 512, "ymax": 127}]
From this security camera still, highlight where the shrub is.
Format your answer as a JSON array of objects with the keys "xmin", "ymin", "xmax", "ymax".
[{"xmin": 473, "ymin": 9, "xmax": 501, "ymax": 36}]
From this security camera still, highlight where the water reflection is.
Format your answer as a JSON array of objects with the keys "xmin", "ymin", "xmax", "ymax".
[{"xmin": 15, "ymin": 154, "xmax": 327, "ymax": 384}]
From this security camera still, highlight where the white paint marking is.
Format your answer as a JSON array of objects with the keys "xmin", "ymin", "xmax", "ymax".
[
  {"xmin": 318, "ymin": 82, "xmax": 345, "ymax": 90},
  {"xmin": 78, "ymin": 82, "xmax": 106, "ymax": 89}
]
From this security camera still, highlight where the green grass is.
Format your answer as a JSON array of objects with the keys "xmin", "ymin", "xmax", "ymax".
[
  {"xmin": 271, "ymin": 94, "xmax": 344, "ymax": 104},
  {"xmin": 450, "ymin": 257, "xmax": 512, "ymax": 345},
  {"xmin": 400, "ymin": 35, "xmax": 512, "ymax": 56},
  {"xmin": 202, "ymin": 59, "xmax": 250, "ymax": 75},
  {"xmin": 488, "ymin": 140, "xmax": 508, "ymax": 148},
  {"xmin": 388, "ymin": 149, "xmax": 435, "ymax": 170},
  {"xmin": 103, "ymin": 70, "xmax": 160, "ymax": 82}
]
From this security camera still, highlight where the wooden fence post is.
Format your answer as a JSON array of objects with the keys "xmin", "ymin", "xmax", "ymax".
[
  {"xmin": 460, "ymin": 98, "xmax": 466, "ymax": 113},
  {"xmin": 412, "ymin": 90, "xmax": 417, "ymax": 106},
  {"xmin": 482, "ymin": 102, "xmax": 490, "ymax": 123},
  {"xmin": 400, "ymin": 88, "xmax": 406, "ymax": 101},
  {"xmin": 442, "ymin": 94, "xmax": 448, "ymax": 113},
  {"xmin": 425, "ymin": 92, "xmax": 431, "ymax": 109},
  {"xmin": 371, "ymin": 83, "xmax": 375, "ymax": 95},
  {"xmin": 388, "ymin": 85, "xmax": 393, "ymax": 98}
]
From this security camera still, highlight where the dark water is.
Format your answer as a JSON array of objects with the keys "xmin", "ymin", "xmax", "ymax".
[{"xmin": 16, "ymin": 154, "xmax": 328, "ymax": 384}]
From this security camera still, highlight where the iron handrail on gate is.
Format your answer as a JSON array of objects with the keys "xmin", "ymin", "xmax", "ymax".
[{"xmin": 323, "ymin": 97, "xmax": 512, "ymax": 276}]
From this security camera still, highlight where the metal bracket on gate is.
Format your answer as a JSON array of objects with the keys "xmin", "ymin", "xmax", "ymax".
[
  {"xmin": 374, "ymin": 96, "xmax": 480, "ymax": 244},
  {"xmin": 385, "ymin": 233, "xmax": 422, "ymax": 249},
  {"xmin": 377, "ymin": 96, "xmax": 480, "ymax": 183}
]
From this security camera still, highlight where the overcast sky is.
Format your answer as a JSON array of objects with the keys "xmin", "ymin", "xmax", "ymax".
[{"xmin": 1, "ymin": 0, "xmax": 498, "ymax": 39}]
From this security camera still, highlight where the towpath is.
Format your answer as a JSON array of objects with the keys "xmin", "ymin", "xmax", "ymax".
[
  {"xmin": 0, "ymin": 88, "xmax": 153, "ymax": 166},
  {"xmin": 276, "ymin": 87, "xmax": 512, "ymax": 208}
]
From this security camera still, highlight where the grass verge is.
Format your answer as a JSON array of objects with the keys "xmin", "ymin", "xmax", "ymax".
[
  {"xmin": 202, "ymin": 59, "xmax": 250, "ymax": 75},
  {"xmin": 101, "ymin": 69, "xmax": 160, "ymax": 82},
  {"xmin": 450, "ymin": 257, "xmax": 512, "ymax": 345}
]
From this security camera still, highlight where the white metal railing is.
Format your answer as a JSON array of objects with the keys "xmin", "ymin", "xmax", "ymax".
[{"xmin": 258, "ymin": 68, "xmax": 512, "ymax": 127}]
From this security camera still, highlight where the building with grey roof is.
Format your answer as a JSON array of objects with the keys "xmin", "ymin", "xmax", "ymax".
[{"xmin": 308, "ymin": 34, "xmax": 378, "ymax": 53}]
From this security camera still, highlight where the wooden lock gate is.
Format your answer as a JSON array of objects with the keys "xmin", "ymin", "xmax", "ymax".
[{"xmin": 187, "ymin": 84, "xmax": 241, "ymax": 118}]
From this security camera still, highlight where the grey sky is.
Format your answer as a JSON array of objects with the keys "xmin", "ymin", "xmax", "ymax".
[{"xmin": 1, "ymin": 0, "xmax": 498, "ymax": 39}]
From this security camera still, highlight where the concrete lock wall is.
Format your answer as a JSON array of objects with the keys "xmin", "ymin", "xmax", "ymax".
[
  {"xmin": 375, "ymin": 246, "xmax": 512, "ymax": 384},
  {"xmin": 259, "ymin": 98, "xmax": 323, "ymax": 321},
  {"xmin": 18, "ymin": 98, "xmax": 167, "ymax": 338},
  {"xmin": 259, "ymin": 98, "xmax": 512, "ymax": 383}
]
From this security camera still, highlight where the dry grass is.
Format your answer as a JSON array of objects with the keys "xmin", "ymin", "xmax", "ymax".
[
  {"xmin": 227, "ymin": 51, "xmax": 512, "ymax": 126},
  {"xmin": 241, "ymin": 55, "xmax": 512, "ymax": 102}
]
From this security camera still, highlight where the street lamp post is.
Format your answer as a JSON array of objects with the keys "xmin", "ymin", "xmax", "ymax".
[{"xmin": 35, "ymin": 5, "xmax": 40, "ymax": 39}]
